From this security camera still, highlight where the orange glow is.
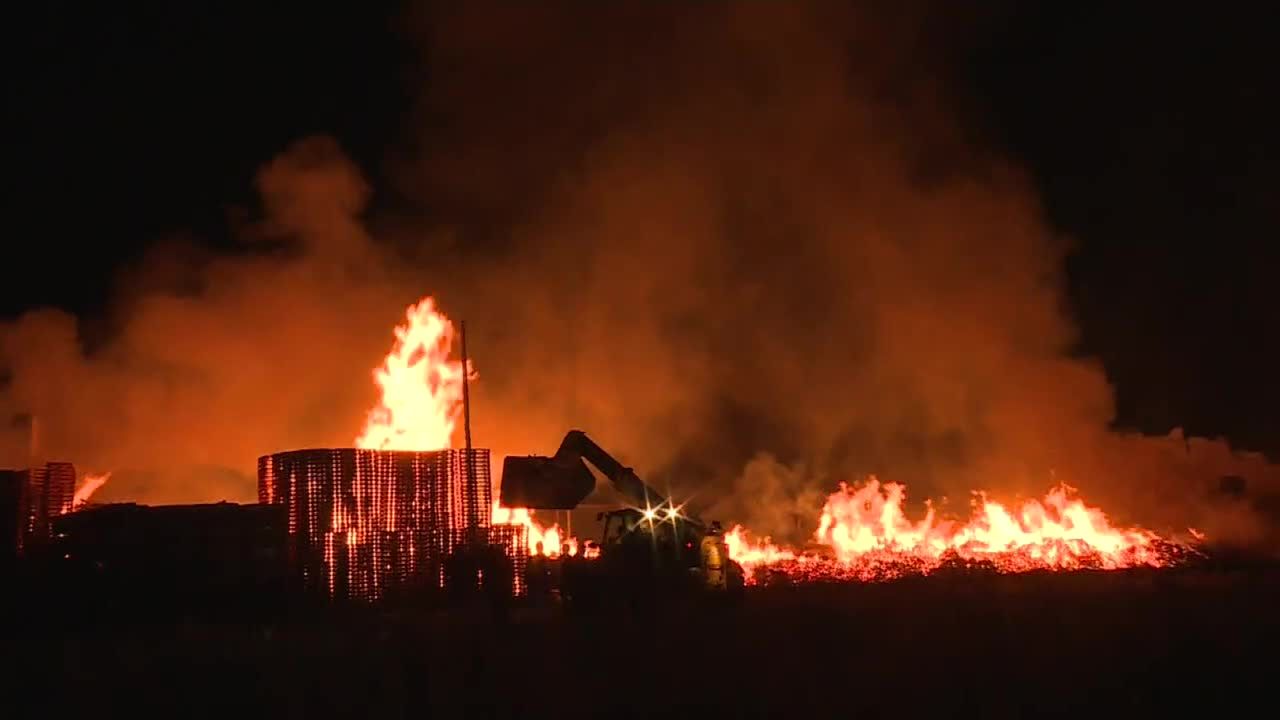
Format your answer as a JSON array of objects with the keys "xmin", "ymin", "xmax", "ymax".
[
  {"xmin": 728, "ymin": 478, "xmax": 1198, "ymax": 584},
  {"xmin": 72, "ymin": 472, "xmax": 110, "ymax": 510},
  {"xmin": 356, "ymin": 295, "xmax": 577, "ymax": 557},
  {"xmin": 491, "ymin": 502, "xmax": 578, "ymax": 557}
]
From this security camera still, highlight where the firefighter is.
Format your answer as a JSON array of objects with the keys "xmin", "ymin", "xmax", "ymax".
[
  {"xmin": 560, "ymin": 543, "xmax": 579, "ymax": 608},
  {"xmin": 445, "ymin": 543, "xmax": 479, "ymax": 605},
  {"xmin": 481, "ymin": 544, "xmax": 513, "ymax": 624},
  {"xmin": 700, "ymin": 521, "xmax": 728, "ymax": 591},
  {"xmin": 527, "ymin": 541, "xmax": 550, "ymax": 605}
]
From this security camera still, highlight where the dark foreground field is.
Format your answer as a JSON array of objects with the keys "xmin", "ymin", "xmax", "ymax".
[{"xmin": 10, "ymin": 565, "xmax": 1280, "ymax": 718}]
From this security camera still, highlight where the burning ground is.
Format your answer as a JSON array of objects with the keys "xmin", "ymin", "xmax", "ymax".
[{"xmin": 727, "ymin": 480, "xmax": 1203, "ymax": 584}]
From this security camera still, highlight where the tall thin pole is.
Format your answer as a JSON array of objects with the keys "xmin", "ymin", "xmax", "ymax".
[
  {"xmin": 459, "ymin": 321, "xmax": 479, "ymax": 534},
  {"xmin": 460, "ymin": 321, "xmax": 473, "ymax": 453}
]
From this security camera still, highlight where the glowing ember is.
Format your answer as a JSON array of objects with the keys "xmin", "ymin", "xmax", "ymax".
[
  {"xmin": 72, "ymin": 472, "xmax": 110, "ymax": 510},
  {"xmin": 728, "ymin": 477, "xmax": 1200, "ymax": 585},
  {"xmin": 356, "ymin": 295, "xmax": 574, "ymax": 556}
]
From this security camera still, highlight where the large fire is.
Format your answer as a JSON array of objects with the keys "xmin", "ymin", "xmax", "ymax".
[
  {"xmin": 355, "ymin": 295, "xmax": 572, "ymax": 556},
  {"xmin": 72, "ymin": 471, "xmax": 110, "ymax": 510},
  {"xmin": 726, "ymin": 478, "xmax": 1198, "ymax": 584},
  {"xmin": 357, "ymin": 295, "xmax": 1196, "ymax": 580},
  {"xmin": 491, "ymin": 503, "xmax": 579, "ymax": 557},
  {"xmin": 355, "ymin": 297, "xmax": 469, "ymax": 451}
]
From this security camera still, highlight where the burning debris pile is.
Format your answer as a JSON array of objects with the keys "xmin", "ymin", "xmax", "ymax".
[
  {"xmin": 257, "ymin": 447, "xmax": 525, "ymax": 602},
  {"xmin": 255, "ymin": 296, "xmax": 551, "ymax": 602},
  {"xmin": 354, "ymin": 297, "xmax": 575, "ymax": 558},
  {"xmin": 3, "ymin": 463, "xmax": 112, "ymax": 563},
  {"xmin": 2, "ymin": 461, "xmax": 76, "ymax": 555},
  {"xmin": 726, "ymin": 479, "xmax": 1202, "ymax": 585},
  {"xmin": 19, "ymin": 462, "xmax": 75, "ymax": 546}
]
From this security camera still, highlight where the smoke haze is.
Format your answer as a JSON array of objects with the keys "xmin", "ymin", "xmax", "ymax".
[
  {"xmin": 3, "ymin": 3, "xmax": 1276, "ymax": 546},
  {"xmin": 1, "ymin": 137, "xmax": 429, "ymax": 502}
]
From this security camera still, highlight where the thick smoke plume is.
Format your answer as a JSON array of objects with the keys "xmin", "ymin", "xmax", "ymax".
[
  {"xmin": 0, "ymin": 138, "xmax": 428, "ymax": 502},
  {"xmin": 2, "ymin": 3, "xmax": 1277, "ymax": 548}
]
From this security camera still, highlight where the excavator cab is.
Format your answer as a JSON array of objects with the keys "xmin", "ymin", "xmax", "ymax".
[
  {"xmin": 599, "ymin": 510, "xmax": 632, "ymax": 544},
  {"xmin": 598, "ymin": 508, "xmax": 704, "ymax": 573}
]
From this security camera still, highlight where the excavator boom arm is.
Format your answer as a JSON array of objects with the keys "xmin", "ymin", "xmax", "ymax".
[
  {"xmin": 499, "ymin": 430, "xmax": 702, "ymax": 529},
  {"xmin": 553, "ymin": 430, "xmax": 668, "ymax": 510}
]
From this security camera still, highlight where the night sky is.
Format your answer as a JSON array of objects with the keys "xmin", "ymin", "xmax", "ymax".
[{"xmin": 8, "ymin": 3, "xmax": 1279, "ymax": 456}]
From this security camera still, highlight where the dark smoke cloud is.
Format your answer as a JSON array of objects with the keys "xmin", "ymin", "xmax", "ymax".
[{"xmin": 2, "ymin": 3, "xmax": 1277, "ymax": 549}]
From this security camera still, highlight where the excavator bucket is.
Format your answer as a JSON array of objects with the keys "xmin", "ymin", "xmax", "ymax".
[{"xmin": 499, "ymin": 455, "xmax": 596, "ymax": 509}]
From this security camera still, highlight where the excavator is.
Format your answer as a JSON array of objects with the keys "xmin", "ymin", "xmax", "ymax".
[{"xmin": 501, "ymin": 430, "xmax": 744, "ymax": 610}]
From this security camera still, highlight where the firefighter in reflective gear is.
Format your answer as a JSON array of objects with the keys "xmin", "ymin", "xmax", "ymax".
[{"xmin": 700, "ymin": 521, "xmax": 728, "ymax": 590}]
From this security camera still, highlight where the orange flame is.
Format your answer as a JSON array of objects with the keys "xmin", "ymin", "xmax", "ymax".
[
  {"xmin": 728, "ymin": 477, "xmax": 1198, "ymax": 584},
  {"xmin": 355, "ymin": 297, "xmax": 471, "ymax": 451},
  {"xmin": 356, "ymin": 295, "xmax": 575, "ymax": 556},
  {"xmin": 491, "ymin": 503, "xmax": 578, "ymax": 557},
  {"xmin": 72, "ymin": 472, "xmax": 110, "ymax": 510},
  {"xmin": 724, "ymin": 526, "xmax": 795, "ymax": 582}
]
